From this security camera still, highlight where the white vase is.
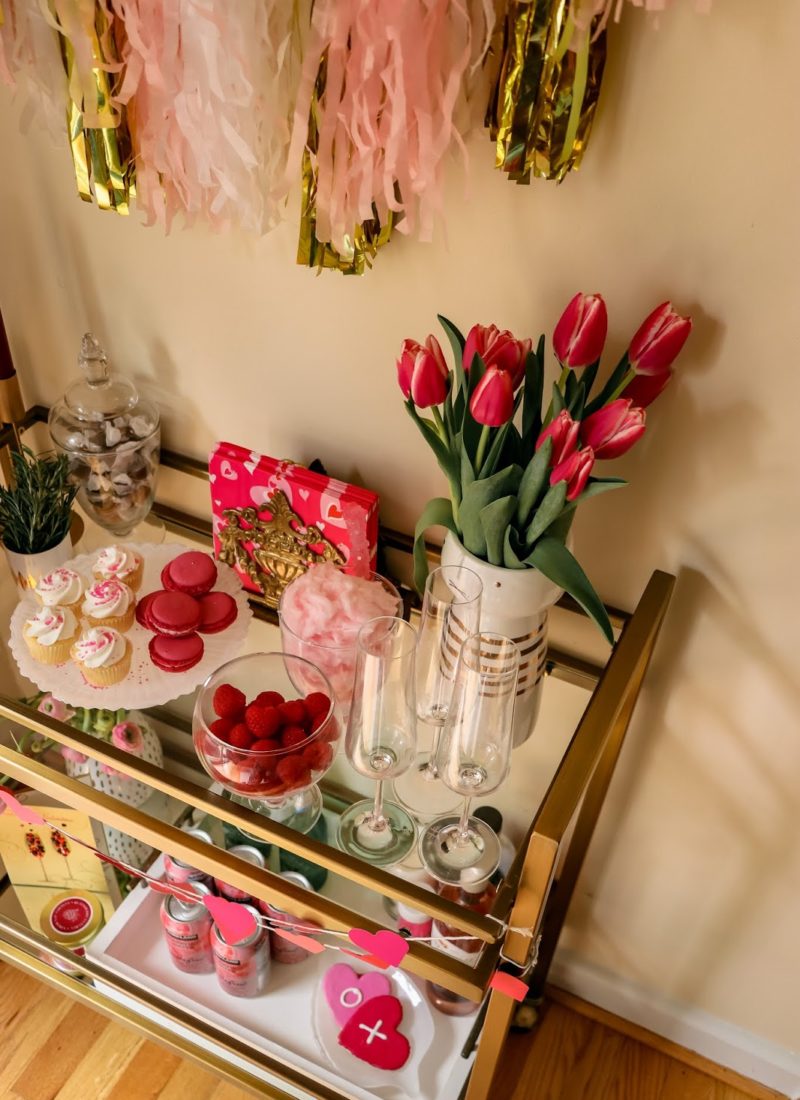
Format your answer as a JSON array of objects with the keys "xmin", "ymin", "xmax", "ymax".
[
  {"xmin": 3, "ymin": 530, "xmax": 73, "ymax": 595},
  {"xmin": 440, "ymin": 532, "xmax": 563, "ymax": 748}
]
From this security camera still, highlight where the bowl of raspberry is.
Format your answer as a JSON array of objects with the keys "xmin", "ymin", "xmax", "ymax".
[{"xmin": 193, "ymin": 652, "xmax": 340, "ymax": 832}]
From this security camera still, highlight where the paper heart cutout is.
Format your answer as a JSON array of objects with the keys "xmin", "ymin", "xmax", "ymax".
[
  {"xmin": 220, "ymin": 460, "xmax": 237, "ymax": 480},
  {"xmin": 273, "ymin": 928, "xmax": 325, "ymax": 956},
  {"xmin": 339, "ymin": 995, "xmax": 410, "ymax": 1071},
  {"xmin": 0, "ymin": 788, "xmax": 47, "ymax": 826},
  {"xmin": 323, "ymin": 963, "xmax": 392, "ymax": 1027},
  {"xmin": 489, "ymin": 971, "xmax": 529, "ymax": 1002},
  {"xmin": 348, "ymin": 929, "xmax": 409, "ymax": 968},
  {"xmin": 204, "ymin": 894, "xmax": 258, "ymax": 942},
  {"xmin": 341, "ymin": 950, "xmax": 391, "ymax": 970}
]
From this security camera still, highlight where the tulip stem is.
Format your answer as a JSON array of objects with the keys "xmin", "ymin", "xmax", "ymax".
[
  {"xmin": 543, "ymin": 366, "xmax": 570, "ymax": 427},
  {"xmin": 475, "ymin": 425, "xmax": 491, "ymax": 474},
  {"xmin": 431, "ymin": 405, "xmax": 448, "ymax": 445},
  {"xmin": 604, "ymin": 367, "xmax": 637, "ymax": 406}
]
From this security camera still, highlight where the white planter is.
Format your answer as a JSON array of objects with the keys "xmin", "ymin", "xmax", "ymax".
[
  {"xmin": 3, "ymin": 530, "xmax": 72, "ymax": 595},
  {"xmin": 440, "ymin": 532, "xmax": 563, "ymax": 748}
]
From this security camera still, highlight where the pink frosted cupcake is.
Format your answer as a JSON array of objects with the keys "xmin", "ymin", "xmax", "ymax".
[
  {"xmin": 71, "ymin": 627, "xmax": 131, "ymax": 687},
  {"xmin": 34, "ymin": 568, "xmax": 85, "ymax": 618},
  {"xmin": 82, "ymin": 579, "xmax": 136, "ymax": 632},
  {"xmin": 24, "ymin": 607, "xmax": 80, "ymax": 666},
  {"xmin": 93, "ymin": 545, "xmax": 143, "ymax": 593}
]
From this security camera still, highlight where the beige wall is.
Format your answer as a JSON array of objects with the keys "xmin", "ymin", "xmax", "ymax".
[{"xmin": 1, "ymin": 0, "xmax": 799, "ymax": 1060}]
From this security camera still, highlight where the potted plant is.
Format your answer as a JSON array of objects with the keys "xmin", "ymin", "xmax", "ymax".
[
  {"xmin": 397, "ymin": 295, "xmax": 692, "ymax": 745},
  {"xmin": 0, "ymin": 446, "xmax": 78, "ymax": 591}
]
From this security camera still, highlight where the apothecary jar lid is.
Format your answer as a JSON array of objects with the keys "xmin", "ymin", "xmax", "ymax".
[{"xmin": 48, "ymin": 333, "xmax": 159, "ymax": 453}]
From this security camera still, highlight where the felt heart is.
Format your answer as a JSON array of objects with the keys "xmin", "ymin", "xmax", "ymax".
[
  {"xmin": 338, "ymin": 995, "xmax": 410, "ymax": 1071},
  {"xmin": 323, "ymin": 963, "xmax": 392, "ymax": 1027},
  {"xmin": 273, "ymin": 928, "xmax": 325, "ymax": 956},
  {"xmin": 348, "ymin": 928, "xmax": 409, "ymax": 967},
  {"xmin": 204, "ymin": 894, "xmax": 258, "ymax": 942},
  {"xmin": 0, "ymin": 788, "xmax": 47, "ymax": 826},
  {"xmin": 220, "ymin": 460, "xmax": 237, "ymax": 480}
]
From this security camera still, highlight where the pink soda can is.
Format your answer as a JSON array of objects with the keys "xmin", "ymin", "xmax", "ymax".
[
  {"xmin": 163, "ymin": 828, "xmax": 214, "ymax": 890},
  {"xmin": 213, "ymin": 845, "xmax": 266, "ymax": 902},
  {"xmin": 212, "ymin": 905, "xmax": 270, "ymax": 997},
  {"xmin": 258, "ymin": 871, "xmax": 321, "ymax": 964},
  {"xmin": 160, "ymin": 882, "xmax": 214, "ymax": 974}
]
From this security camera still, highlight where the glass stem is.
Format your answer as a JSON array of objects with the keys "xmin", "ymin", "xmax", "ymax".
[
  {"xmin": 457, "ymin": 797, "xmax": 472, "ymax": 843},
  {"xmin": 425, "ymin": 727, "xmax": 443, "ymax": 777},
  {"xmin": 372, "ymin": 780, "xmax": 385, "ymax": 828}
]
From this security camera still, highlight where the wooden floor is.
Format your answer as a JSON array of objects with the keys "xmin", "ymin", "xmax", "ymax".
[{"xmin": 0, "ymin": 962, "xmax": 783, "ymax": 1100}]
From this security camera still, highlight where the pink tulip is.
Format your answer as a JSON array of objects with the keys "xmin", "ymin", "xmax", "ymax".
[
  {"xmin": 622, "ymin": 370, "xmax": 672, "ymax": 408},
  {"xmin": 463, "ymin": 324, "xmax": 531, "ymax": 389},
  {"xmin": 580, "ymin": 399, "xmax": 646, "ymax": 459},
  {"xmin": 628, "ymin": 301, "xmax": 692, "ymax": 376},
  {"xmin": 61, "ymin": 746, "xmax": 88, "ymax": 765},
  {"xmin": 396, "ymin": 336, "xmax": 449, "ymax": 407},
  {"xmin": 536, "ymin": 410, "xmax": 580, "ymax": 466},
  {"xmin": 469, "ymin": 367, "xmax": 515, "ymax": 427},
  {"xmin": 553, "ymin": 293, "xmax": 608, "ymax": 369},
  {"xmin": 112, "ymin": 721, "xmax": 144, "ymax": 755},
  {"xmin": 551, "ymin": 446, "xmax": 595, "ymax": 501}
]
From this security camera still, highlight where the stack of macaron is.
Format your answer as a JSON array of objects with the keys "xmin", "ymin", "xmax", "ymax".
[{"xmin": 136, "ymin": 551, "xmax": 238, "ymax": 673}]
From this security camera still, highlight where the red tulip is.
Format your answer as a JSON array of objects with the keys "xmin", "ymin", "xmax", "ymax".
[
  {"xmin": 469, "ymin": 367, "xmax": 515, "ymax": 427},
  {"xmin": 622, "ymin": 370, "xmax": 672, "ymax": 409},
  {"xmin": 396, "ymin": 336, "xmax": 449, "ymax": 408},
  {"xmin": 553, "ymin": 293, "xmax": 608, "ymax": 369},
  {"xmin": 536, "ymin": 410, "xmax": 580, "ymax": 466},
  {"xmin": 628, "ymin": 301, "xmax": 692, "ymax": 376},
  {"xmin": 550, "ymin": 446, "xmax": 595, "ymax": 501},
  {"xmin": 463, "ymin": 324, "xmax": 531, "ymax": 389},
  {"xmin": 580, "ymin": 399, "xmax": 646, "ymax": 459}
]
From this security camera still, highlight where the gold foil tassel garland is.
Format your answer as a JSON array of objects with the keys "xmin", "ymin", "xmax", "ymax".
[{"xmin": 488, "ymin": 0, "xmax": 606, "ymax": 183}]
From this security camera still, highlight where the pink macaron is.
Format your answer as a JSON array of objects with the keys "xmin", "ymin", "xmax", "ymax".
[
  {"xmin": 161, "ymin": 551, "xmax": 217, "ymax": 597},
  {"xmin": 149, "ymin": 633, "xmax": 204, "ymax": 672},
  {"xmin": 147, "ymin": 591, "xmax": 201, "ymax": 637},
  {"xmin": 197, "ymin": 591, "xmax": 238, "ymax": 634},
  {"xmin": 135, "ymin": 590, "xmax": 160, "ymax": 629}
]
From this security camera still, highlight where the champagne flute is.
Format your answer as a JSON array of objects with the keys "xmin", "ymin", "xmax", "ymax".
[
  {"xmin": 392, "ymin": 566, "xmax": 482, "ymax": 819},
  {"xmin": 336, "ymin": 617, "xmax": 419, "ymax": 867},
  {"xmin": 419, "ymin": 632, "xmax": 519, "ymax": 883}
]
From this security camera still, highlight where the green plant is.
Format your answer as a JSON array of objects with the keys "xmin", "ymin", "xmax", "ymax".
[{"xmin": 0, "ymin": 446, "xmax": 78, "ymax": 555}]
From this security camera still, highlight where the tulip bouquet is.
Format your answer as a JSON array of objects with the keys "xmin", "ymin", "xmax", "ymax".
[{"xmin": 398, "ymin": 295, "xmax": 691, "ymax": 642}]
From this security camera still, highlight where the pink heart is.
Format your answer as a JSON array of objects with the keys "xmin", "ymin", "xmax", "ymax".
[
  {"xmin": 220, "ymin": 460, "xmax": 237, "ymax": 480},
  {"xmin": 339, "ymin": 995, "xmax": 410, "ymax": 1071},
  {"xmin": 348, "ymin": 928, "xmax": 409, "ymax": 968},
  {"xmin": 0, "ymin": 788, "xmax": 47, "ymax": 826},
  {"xmin": 273, "ymin": 928, "xmax": 325, "ymax": 956},
  {"xmin": 323, "ymin": 963, "xmax": 392, "ymax": 1027},
  {"xmin": 204, "ymin": 894, "xmax": 258, "ymax": 942}
]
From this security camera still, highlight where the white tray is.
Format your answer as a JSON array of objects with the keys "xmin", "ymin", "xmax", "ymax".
[
  {"xmin": 88, "ymin": 855, "xmax": 476, "ymax": 1100},
  {"xmin": 9, "ymin": 543, "xmax": 252, "ymax": 709}
]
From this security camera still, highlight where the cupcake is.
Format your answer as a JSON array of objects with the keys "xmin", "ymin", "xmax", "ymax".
[
  {"xmin": 82, "ymin": 579, "xmax": 136, "ymax": 632},
  {"xmin": 93, "ymin": 545, "xmax": 144, "ymax": 592},
  {"xmin": 23, "ymin": 606, "xmax": 79, "ymax": 666},
  {"xmin": 71, "ymin": 627, "xmax": 132, "ymax": 687},
  {"xmin": 34, "ymin": 568, "xmax": 85, "ymax": 617}
]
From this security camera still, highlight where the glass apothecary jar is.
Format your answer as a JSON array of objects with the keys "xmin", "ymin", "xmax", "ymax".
[{"xmin": 48, "ymin": 333, "xmax": 160, "ymax": 536}]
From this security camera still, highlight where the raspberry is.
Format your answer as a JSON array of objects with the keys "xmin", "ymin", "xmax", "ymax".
[
  {"xmin": 245, "ymin": 704, "xmax": 281, "ymax": 738},
  {"xmin": 278, "ymin": 699, "xmax": 308, "ymax": 727},
  {"xmin": 250, "ymin": 738, "xmax": 280, "ymax": 753},
  {"xmin": 276, "ymin": 755, "xmax": 311, "ymax": 791},
  {"xmin": 281, "ymin": 725, "xmax": 308, "ymax": 750},
  {"xmin": 213, "ymin": 683, "xmax": 246, "ymax": 719},
  {"xmin": 227, "ymin": 723, "xmax": 254, "ymax": 750},
  {"xmin": 210, "ymin": 717, "xmax": 235, "ymax": 740},
  {"xmin": 255, "ymin": 691, "xmax": 285, "ymax": 709},
  {"xmin": 304, "ymin": 691, "xmax": 331, "ymax": 718},
  {"xmin": 303, "ymin": 741, "xmax": 333, "ymax": 772},
  {"xmin": 311, "ymin": 712, "xmax": 340, "ymax": 743}
]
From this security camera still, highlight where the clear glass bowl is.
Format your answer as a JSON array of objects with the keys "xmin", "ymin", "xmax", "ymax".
[{"xmin": 193, "ymin": 652, "xmax": 341, "ymax": 831}]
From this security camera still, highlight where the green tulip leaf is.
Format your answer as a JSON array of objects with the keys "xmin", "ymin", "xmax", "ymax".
[
  {"xmin": 527, "ymin": 537, "xmax": 613, "ymax": 643},
  {"xmin": 503, "ymin": 526, "xmax": 528, "ymax": 569},
  {"xmin": 478, "ymin": 412, "xmax": 519, "ymax": 480},
  {"xmin": 438, "ymin": 314, "xmax": 467, "ymax": 422},
  {"xmin": 559, "ymin": 476, "xmax": 627, "ymax": 518},
  {"xmin": 413, "ymin": 497, "xmax": 459, "ymax": 595},
  {"xmin": 525, "ymin": 480, "xmax": 567, "ymax": 547},
  {"xmin": 460, "ymin": 439, "xmax": 475, "ymax": 494},
  {"xmin": 516, "ymin": 436, "xmax": 552, "ymax": 527},
  {"xmin": 479, "ymin": 495, "xmax": 517, "ymax": 566},
  {"xmin": 584, "ymin": 352, "xmax": 630, "ymax": 416},
  {"xmin": 522, "ymin": 342, "xmax": 545, "ymax": 458},
  {"xmin": 550, "ymin": 380, "xmax": 565, "ymax": 417},
  {"xmin": 462, "ymin": 352, "xmax": 487, "ymax": 461},
  {"xmin": 545, "ymin": 510, "xmax": 575, "ymax": 544},
  {"xmin": 405, "ymin": 400, "xmax": 459, "ymax": 492},
  {"xmin": 459, "ymin": 464, "xmax": 523, "ymax": 558}
]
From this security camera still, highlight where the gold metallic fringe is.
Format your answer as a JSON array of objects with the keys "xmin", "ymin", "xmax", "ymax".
[
  {"xmin": 296, "ymin": 61, "xmax": 394, "ymax": 275},
  {"xmin": 59, "ymin": 4, "xmax": 134, "ymax": 213},
  {"xmin": 487, "ymin": 0, "xmax": 606, "ymax": 183}
]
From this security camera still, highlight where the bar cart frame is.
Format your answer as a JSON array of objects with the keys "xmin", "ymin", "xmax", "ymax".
[{"xmin": 0, "ymin": 386, "xmax": 674, "ymax": 1100}]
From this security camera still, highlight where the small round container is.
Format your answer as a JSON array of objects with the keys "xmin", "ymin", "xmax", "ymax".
[
  {"xmin": 258, "ymin": 871, "xmax": 321, "ymax": 965},
  {"xmin": 211, "ymin": 905, "xmax": 270, "ymax": 997},
  {"xmin": 48, "ymin": 333, "xmax": 160, "ymax": 536},
  {"xmin": 214, "ymin": 844, "xmax": 266, "ymax": 903},
  {"xmin": 160, "ymin": 882, "xmax": 214, "ymax": 974},
  {"xmin": 39, "ymin": 889, "xmax": 105, "ymax": 973}
]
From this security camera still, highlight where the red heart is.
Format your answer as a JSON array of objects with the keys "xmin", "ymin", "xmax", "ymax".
[{"xmin": 338, "ymin": 995, "xmax": 410, "ymax": 1071}]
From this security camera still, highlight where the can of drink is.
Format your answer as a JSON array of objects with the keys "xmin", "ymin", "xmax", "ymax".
[
  {"xmin": 39, "ymin": 889, "xmax": 106, "ymax": 974},
  {"xmin": 223, "ymin": 820, "xmax": 273, "ymax": 861},
  {"xmin": 212, "ymin": 905, "xmax": 270, "ymax": 997},
  {"xmin": 163, "ymin": 828, "xmax": 214, "ymax": 889},
  {"xmin": 160, "ymin": 882, "xmax": 214, "ymax": 974},
  {"xmin": 259, "ymin": 871, "xmax": 321, "ymax": 964},
  {"xmin": 213, "ymin": 845, "xmax": 266, "ymax": 902}
]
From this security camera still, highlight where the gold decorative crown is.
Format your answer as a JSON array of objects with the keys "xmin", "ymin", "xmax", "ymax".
[{"xmin": 216, "ymin": 489, "xmax": 345, "ymax": 608}]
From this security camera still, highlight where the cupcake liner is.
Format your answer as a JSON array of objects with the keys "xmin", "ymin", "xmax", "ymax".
[
  {"xmin": 84, "ymin": 604, "xmax": 136, "ymax": 633},
  {"xmin": 73, "ymin": 638, "xmax": 132, "ymax": 687},
  {"xmin": 23, "ymin": 629, "xmax": 76, "ymax": 666}
]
